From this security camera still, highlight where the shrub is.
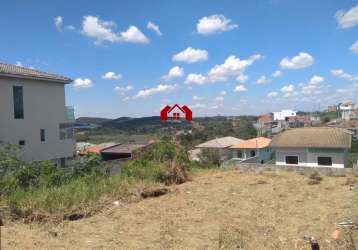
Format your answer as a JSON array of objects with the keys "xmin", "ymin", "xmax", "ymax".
[{"xmin": 199, "ymin": 148, "xmax": 221, "ymax": 167}]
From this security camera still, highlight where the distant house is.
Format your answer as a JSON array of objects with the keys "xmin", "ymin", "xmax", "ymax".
[
  {"xmin": 338, "ymin": 102, "xmax": 357, "ymax": 120},
  {"xmin": 229, "ymin": 137, "xmax": 272, "ymax": 164},
  {"xmin": 270, "ymin": 127, "xmax": 352, "ymax": 168},
  {"xmin": 100, "ymin": 143, "xmax": 154, "ymax": 160},
  {"xmin": 0, "ymin": 62, "xmax": 75, "ymax": 166},
  {"xmin": 273, "ymin": 109, "xmax": 296, "ymax": 121}
]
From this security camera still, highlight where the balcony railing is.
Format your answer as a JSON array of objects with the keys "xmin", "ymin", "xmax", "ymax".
[{"xmin": 65, "ymin": 106, "xmax": 75, "ymax": 122}]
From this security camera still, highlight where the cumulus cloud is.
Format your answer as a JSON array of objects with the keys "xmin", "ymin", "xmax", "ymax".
[
  {"xmin": 115, "ymin": 85, "xmax": 134, "ymax": 95},
  {"xmin": 301, "ymin": 75, "xmax": 325, "ymax": 94},
  {"xmin": 350, "ymin": 40, "xmax": 358, "ymax": 54},
  {"xmin": 271, "ymin": 70, "xmax": 282, "ymax": 78},
  {"xmin": 234, "ymin": 84, "xmax": 247, "ymax": 92},
  {"xmin": 256, "ymin": 75, "xmax": 271, "ymax": 84},
  {"xmin": 197, "ymin": 14, "xmax": 238, "ymax": 35},
  {"xmin": 280, "ymin": 52, "xmax": 314, "ymax": 69},
  {"xmin": 162, "ymin": 66, "xmax": 184, "ymax": 81},
  {"xmin": 102, "ymin": 71, "xmax": 122, "ymax": 80},
  {"xmin": 135, "ymin": 84, "xmax": 177, "ymax": 98},
  {"xmin": 280, "ymin": 84, "xmax": 295, "ymax": 97},
  {"xmin": 55, "ymin": 16, "xmax": 63, "ymax": 31},
  {"xmin": 193, "ymin": 95, "xmax": 203, "ymax": 101},
  {"xmin": 172, "ymin": 47, "xmax": 208, "ymax": 63},
  {"xmin": 208, "ymin": 54, "xmax": 262, "ymax": 82},
  {"xmin": 215, "ymin": 96, "xmax": 224, "ymax": 102},
  {"xmin": 331, "ymin": 69, "xmax": 358, "ymax": 82},
  {"xmin": 147, "ymin": 21, "xmax": 162, "ymax": 36},
  {"xmin": 81, "ymin": 16, "xmax": 149, "ymax": 44},
  {"xmin": 184, "ymin": 73, "xmax": 208, "ymax": 85},
  {"xmin": 236, "ymin": 73, "xmax": 248, "ymax": 83},
  {"xmin": 190, "ymin": 103, "xmax": 207, "ymax": 109},
  {"xmin": 267, "ymin": 91, "xmax": 278, "ymax": 98},
  {"xmin": 335, "ymin": 5, "xmax": 358, "ymax": 29},
  {"xmin": 74, "ymin": 78, "xmax": 93, "ymax": 89},
  {"xmin": 220, "ymin": 90, "xmax": 227, "ymax": 95}
]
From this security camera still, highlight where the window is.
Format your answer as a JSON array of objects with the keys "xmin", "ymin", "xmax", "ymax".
[
  {"xmin": 317, "ymin": 157, "xmax": 332, "ymax": 166},
  {"xmin": 237, "ymin": 150, "xmax": 243, "ymax": 158},
  {"xmin": 250, "ymin": 150, "xmax": 256, "ymax": 157},
  {"xmin": 13, "ymin": 86, "xmax": 24, "ymax": 119},
  {"xmin": 173, "ymin": 112, "xmax": 180, "ymax": 120},
  {"xmin": 59, "ymin": 123, "xmax": 74, "ymax": 140},
  {"xmin": 18, "ymin": 140, "xmax": 25, "ymax": 146},
  {"xmin": 40, "ymin": 129, "xmax": 46, "ymax": 142},
  {"xmin": 285, "ymin": 156, "xmax": 298, "ymax": 164}
]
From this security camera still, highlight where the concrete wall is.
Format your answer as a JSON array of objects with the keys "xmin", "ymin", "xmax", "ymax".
[
  {"xmin": 0, "ymin": 76, "xmax": 75, "ymax": 162},
  {"xmin": 275, "ymin": 147, "xmax": 346, "ymax": 168}
]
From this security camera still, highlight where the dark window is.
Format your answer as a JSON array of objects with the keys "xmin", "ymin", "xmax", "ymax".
[
  {"xmin": 237, "ymin": 150, "xmax": 243, "ymax": 158},
  {"xmin": 19, "ymin": 140, "xmax": 25, "ymax": 146},
  {"xmin": 13, "ymin": 86, "xmax": 24, "ymax": 119},
  {"xmin": 40, "ymin": 129, "xmax": 46, "ymax": 142},
  {"xmin": 317, "ymin": 157, "xmax": 332, "ymax": 166},
  {"xmin": 285, "ymin": 156, "xmax": 298, "ymax": 164},
  {"xmin": 250, "ymin": 150, "xmax": 256, "ymax": 157}
]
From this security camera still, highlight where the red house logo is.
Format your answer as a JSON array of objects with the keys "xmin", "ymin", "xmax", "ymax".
[{"xmin": 160, "ymin": 104, "xmax": 192, "ymax": 121}]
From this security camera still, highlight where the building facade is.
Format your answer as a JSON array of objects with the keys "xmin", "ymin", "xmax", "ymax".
[
  {"xmin": 0, "ymin": 63, "xmax": 75, "ymax": 166},
  {"xmin": 273, "ymin": 109, "xmax": 296, "ymax": 121}
]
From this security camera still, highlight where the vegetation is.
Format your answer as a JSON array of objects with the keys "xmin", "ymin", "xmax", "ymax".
[{"xmin": 0, "ymin": 141, "xmax": 207, "ymax": 222}]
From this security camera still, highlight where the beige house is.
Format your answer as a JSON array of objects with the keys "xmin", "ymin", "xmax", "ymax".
[
  {"xmin": 270, "ymin": 127, "xmax": 352, "ymax": 168},
  {"xmin": 0, "ymin": 62, "xmax": 75, "ymax": 166}
]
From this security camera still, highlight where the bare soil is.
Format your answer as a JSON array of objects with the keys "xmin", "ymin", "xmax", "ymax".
[{"xmin": 3, "ymin": 170, "xmax": 357, "ymax": 249}]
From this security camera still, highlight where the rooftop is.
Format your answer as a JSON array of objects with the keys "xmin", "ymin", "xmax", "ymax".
[
  {"xmin": 195, "ymin": 136, "xmax": 244, "ymax": 149},
  {"xmin": 101, "ymin": 143, "xmax": 153, "ymax": 154},
  {"xmin": 270, "ymin": 127, "xmax": 352, "ymax": 149},
  {"xmin": 230, "ymin": 137, "xmax": 271, "ymax": 149},
  {"xmin": 0, "ymin": 62, "xmax": 72, "ymax": 83}
]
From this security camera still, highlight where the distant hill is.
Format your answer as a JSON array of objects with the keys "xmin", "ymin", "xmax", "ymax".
[{"xmin": 76, "ymin": 117, "xmax": 114, "ymax": 125}]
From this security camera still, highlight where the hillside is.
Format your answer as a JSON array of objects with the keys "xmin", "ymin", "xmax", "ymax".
[
  {"xmin": 3, "ymin": 169, "xmax": 356, "ymax": 249},
  {"xmin": 75, "ymin": 117, "xmax": 114, "ymax": 125}
]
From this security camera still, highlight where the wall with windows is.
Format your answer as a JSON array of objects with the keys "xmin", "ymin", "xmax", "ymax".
[
  {"xmin": 275, "ymin": 147, "xmax": 347, "ymax": 168},
  {"xmin": 0, "ymin": 76, "xmax": 75, "ymax": 162}
]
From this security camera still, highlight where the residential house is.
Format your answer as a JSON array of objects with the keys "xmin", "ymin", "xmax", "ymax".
[
  {"xmin": 0, "ymin": 62, "xmax": 75, "ymax": 166},
  {"xmin": 338, "ymin": 102, "xmax": 357, "ymax": 120},
  {"xmin": 328, "ymin": 105, "xmax": 337, "ymax": 113},
  {"xmin": 229, "ymin": 137, "xmax": 272, "ymax": 163},
  {"xmin": 270, "ymin": 127, "xmax": 352, "ymax": 168},
  {"xmin": 273, "ymin": 109, "xmax": 296, "ymax": 121},
  {"xmin": 100, "ymin": 142, "xmax": 154, "ymax": 160}
]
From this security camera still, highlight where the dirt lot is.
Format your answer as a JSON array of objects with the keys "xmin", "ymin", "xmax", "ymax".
[{"xmin": 3, "ymin": 170, "xmax": 357, "ymax": 249}]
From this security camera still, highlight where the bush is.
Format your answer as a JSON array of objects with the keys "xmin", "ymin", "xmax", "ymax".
[{"xmin": 199, "ymin": 149, "xmax": 221, "ymax": 167}]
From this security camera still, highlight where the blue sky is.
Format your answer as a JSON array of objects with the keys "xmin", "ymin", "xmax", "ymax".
[{"xmin": 1, "ymin": 0, "xmax": 358, "ymax": 118}]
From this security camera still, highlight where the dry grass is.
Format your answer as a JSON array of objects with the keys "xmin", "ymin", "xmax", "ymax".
[{"xmin": 2, "ymin": 169, "xmax": 358, "ymax": 249}]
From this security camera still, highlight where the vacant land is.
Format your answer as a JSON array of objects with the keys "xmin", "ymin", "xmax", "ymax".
[{"xmin": 3, "ymin": 170, "xmax": 357, "ymax": 249}]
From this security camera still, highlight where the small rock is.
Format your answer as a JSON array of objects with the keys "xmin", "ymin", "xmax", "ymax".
[{"xmin": 113, "ymin": 201, "xmax": 120, "ymax": 206}]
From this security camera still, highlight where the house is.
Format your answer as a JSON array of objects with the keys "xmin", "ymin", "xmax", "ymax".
[
  {"xmin": 338, "ymin": 102, "xmax": 357, "ymax": 120},
  {"xmin": 160, "ymin": 104, "xmax": 192, "ymax": 121},
  {"xmin": 273, "ymin": 109, "xmax": 296, "ymax": 121},
  {"xmin": 100, "ymin": 142, "xmax": 154, "ymax": 161},
  {"xmin": 195, "ymin": 136, "xmax": 244, "ymax": 161},
  {"xmin": 0, "ymin": 62, "xmax": 75, "ymax": 166},
  {"xmin": 270, "ymin": 127, "xmax": 352, "ymax": 168},
  {"xmin": 229, "ymin": 137, "xmax": 272, "ymax": 163},
  {"xmin": 328, "ymin": 105, "xmax": 337, "ymax": 113}
]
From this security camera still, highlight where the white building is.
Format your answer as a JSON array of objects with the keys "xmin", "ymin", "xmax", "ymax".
[
  {"xmin": 270, "ymin": 127, "xmax": 352, "ymax": 168},
  {"xmin": 0, "ymin": 62, "xmax": 75, "ymax": 166},
  {"xmin": 273, "ymin": 109, "xmax": 296, "ymax": 121},
  {"xmin": 338, "ymin": 102, "xmax": 357, "ymax": 120}
]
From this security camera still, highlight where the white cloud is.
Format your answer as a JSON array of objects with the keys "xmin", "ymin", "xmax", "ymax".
[
  {"xmin": 190, "ymin": 103, "xmax": 207, "ymax": 109},
  {"xmin": 267, "ymin": 91, "xmax": 278, "ymax": 98},
  {"xmin": 280, "ymin": 52, "xmax": 314, "ymax": 69},
  {"xmin": 197, "ymin": 14, "xmax": 238, "ymax": 35},
  {"xmin": 81, "ymin": 16, "xmax": 149, "ymax": 44},
  {"xmin": 102, "ymin": 71, "xmax": 122, "ymax": 80},
  {"xmin": 236, "ymin": 73, "xmax": 248, "ymax": 83},
  {"xmin": 220, "ymin": 90, "xmax": 227, "ymax": 95},
  {"xmin": 16, "ymin": 61, "xmax": 23, "ymax": 67},
  {"xmin": 55, "ymin": 16, "xmax": 63, "ymax": 31},
  {"xmin": 115, "ymin": 85, "xmax": 133, "ymax": 94},
  {"xmin": 256, "ymin": 75, "xmax": 271, "ymax": 84},
  {"xmin": 271, "ymin": 70, "xmax": 282, "ymax": 78},
  {"xmin": 162, "ymin": 66, "xmax": 184, "ymax": 81},
  {"xmin": 66, "ymin": 25, "xmax": 75, "ymax": 31},
  {"xmin": 74, "ymin": 78, "xmax": 93, "ymax": 89},
  {"xmin": 135, "ymin": 84, "xmax": 177, "ymax": 98},
  {"xmin": 173, "ymin": 47, "xmax": 208, "ymax": 63},
  {"xmin": 234, "ymin": 84, "xmax": 247, "ymax": 92},
  {"xmin": 335, "ymin": 5, "xmax": 358, "ymax": 29},
  {"xmin": 301, "ymin": 75, "xmax": 325, "ymax": 94},
  {"xmin": 193, "ymin": 95, "xmax": 203, "ymax": 101},
  {"xmin": 280, "ymin": 84, "xmax": 295, "ymax": 97},
  {"xmin": 331, "ymin": 69, "xmax": 358, "ymax": 82},
  {"xmin": 147, "ymin": 21, "xmax": 162, "ymax": 36},
  {"xmin": 215, "ymin": 96, "xmax": 224, "ymax": 102},
  {"xmin": 184, "ymin": 73, "xmax": 208, "ymax": 85},
  {"xmin": 350, "ymin": 40, "xmax": 358, "ymax": 54},
  {"xmin": 208, "ymin": 54, "xmax": 262, "ymax": 82},
  {"xmin": 309, "ymin": 75, "xmax": 324, "ymax": 85},
  {"xmin": 120, "ymin": 26, "xmax": 149, "ymax": 44}
]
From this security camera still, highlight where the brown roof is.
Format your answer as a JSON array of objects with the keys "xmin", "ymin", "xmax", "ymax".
[
  {"xmin": 195, "ymin": 136, "xmax": 244, "ymax": 149},
  {"xmin": 270, "ymin": 127, "xmax": 352, "ymax": 149},
  {"xmin": 230, "ymin": 137, "xmax": 271, "ymax": 149},
  {"xmin": 0, "ymin": 62, "xmax": 72, "ymax": 83}
]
